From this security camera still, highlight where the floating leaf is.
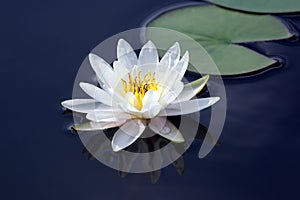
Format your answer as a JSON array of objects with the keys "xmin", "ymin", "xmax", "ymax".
[
  {"xmin": 206, "ymin": 0, "xmax": 300, "ymax": 13},
  {"xmin": 146, "ymin": 5, "xmax": 292, "ymax": 75}
]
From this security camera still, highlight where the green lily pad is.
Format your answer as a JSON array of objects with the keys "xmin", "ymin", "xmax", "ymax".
[
  {"xmin": 146, "ymin": 5, "xmax": 293, "ymax": 75},
  {"xmin": 206, "ymin": 0, "xmax": 300, "ymax": 13}
]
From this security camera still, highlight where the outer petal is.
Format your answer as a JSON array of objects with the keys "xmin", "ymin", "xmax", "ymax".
[
  {"xmin": 112, "ymin": 120, "xmax": 146, "ymax": 152},
  {"xmin": 160, "ymin": 80, "xmax": 184, "ymax": 103},
  {"xmin": 138, "ymin": 41, "xmax": 159, "ymax": 66},
  {"xmin": 73, "ymin": 120, "xmax": 127, "ymax": 131},
  {"xmin": 159, "ymin": 91, "xmax": 177, "ymax": 107},
  {"xmin": 159, "ymin": 82, "xmax": 184, "ymax": 107},
  {"xmin": 117, "ymin": 39, "xmax": 138, "ymax": 70},
  {"xmin": 61, "ymin": 99, "xmax": 99, "ymax": 113},
  {"xmin": 88, "ymin": 53, "xmax": 118, "ymax": 89},
  {"xmin": 174, "ymin": 75, "xmax": 209, "ymax": 103},
  {"xmin": 79, "ymin": 82, "xmax": 113, "ymax": 106},
  {"xmin": 159, "ymin": 97, "xmax": 220, "ymax": 116},
  {"xmin": 149, "ymin": 117, "xmax": 185, "ymax": 143},
  {"xmin": 158, "ymin": 52, "xmax": 189, "ymax": 96},
  {"xmin": 86, "ymin": 108, "xmax": 132, "ymax": 122},
  {"xmin": 172, "ymin": 51, "xmax": 189, "ymax": 81},
  {"xmin": 106, "ymin": 87, "xmax": 127, "ymax": 104},
  {"xmin": 160, "ymin": 42, "xmax": 180, "ymax": 68}
]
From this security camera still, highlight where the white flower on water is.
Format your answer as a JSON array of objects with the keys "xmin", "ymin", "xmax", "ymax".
[{"xmin": 62, "ymin": 39, "xmax": 220, "ymax": 152}]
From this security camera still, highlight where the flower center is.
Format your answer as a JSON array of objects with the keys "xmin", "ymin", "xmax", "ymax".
[{"xmin": 122, "ymin": 71, "xmax": 159, "ymax": 109}]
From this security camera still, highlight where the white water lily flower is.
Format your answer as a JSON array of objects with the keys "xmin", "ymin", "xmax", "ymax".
[{"xmin": 62, "ymin": 39, "xmax": 220, "ymax": 152}]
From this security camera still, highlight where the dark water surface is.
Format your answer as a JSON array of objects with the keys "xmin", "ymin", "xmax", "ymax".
[{"xmin": 2, "ymin": 0, "xmax": 300, "ymax": 199}]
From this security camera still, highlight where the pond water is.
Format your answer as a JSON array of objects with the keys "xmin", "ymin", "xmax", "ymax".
[{"xmin": 2, "ymin": 0, "xmax": 300, "ymax": 199}]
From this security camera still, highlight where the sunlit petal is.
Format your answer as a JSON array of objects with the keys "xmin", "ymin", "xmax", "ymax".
[
  {"xmin": 172, "ymin": 51, "xmax": 189, "ymax": 81},
  {"xmin": 117, "ymin": 39, "xmax": 137, "ymax": 70},
  {"xmin": 138, "ymin": 41, "xmax": 159, "ymax": 66},
  {"xmin": 160, "ymin": 80, "xmax": 184, "ymax": 102},
  {"xmin": 73, "ymin": 120, "xmax": 127, "ymax": 131},
  {"xmin": 159, "ymin": 97, "xmax": 220, "ymax": 116},
  {"xmin": 61, "ymin": 99, "xmax": 99, "ymax": 113},
  {"xmin": 141, "ymin": 101, "xmax": 161, "ymax": 118},
  {"xmin": 113, "ymin": 60, "xmax": 129, "ymax": 79},
  {"xmin": 174, "ymin": 75, "xmax": 209, "ymax": 103},
  {"xmin": 86, "ymin": 108, "xmax": 132, "ymax": 122},
  {"xmin": 160, "ymin": 42, "xmax": 180, "ymax": 68},
  {"xmin": 125, "ymin": 92, "xmax": 140, "ymax": 110},
  {"xmin": 79, "ymin": 82, "xmax": 113, "ymax": 106},
  {"xmin": 142, "ymin": 90, "xmax": 160, "ymax": 107},
  {"xmin": 88, "ymin": 53, "xmax": 118, "ymax": 89}
]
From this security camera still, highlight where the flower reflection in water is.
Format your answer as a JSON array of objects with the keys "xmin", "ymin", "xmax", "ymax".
[{"xmin": 64, "ymin": 109, "xmax": 218, "ymax": 184}]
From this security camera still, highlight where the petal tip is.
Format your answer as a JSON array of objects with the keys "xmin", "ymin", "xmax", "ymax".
[
  {"xmin": 61, "ymin": 100, "xmax": 68, "ymax": 107},
  {"xmin": 141, "ymin": 40, "xmax": 157, "ymax": 52},
  {"xmin": 79, "ymin": 82, "xmax": 86, "ymax": 88},
  {"xmin": 118, "ymin": 38, "xmax": 129, "ymax": 47},
  {"xmin": 146, "ymin": 40, "xmax": 155, "ymax": 46},
  {"xmin": 183, "ymin": 51, "xmax": 189, "ymax": 58},
  {"xmin": 202, "ymin": 75, "xmax": 210, "ymax": 84},
  {"xmin": 88, "ymin": 53, "xmax": 97, "ymax": 60},
  {"xmin": 174, "ymin": 42, "xmax": 180, "ymax": 47},
  {"xmin": 172, "ymin": 136, "xmax": 185, "ymax": 143},
  {"xmin": 211, "ymin": 97, "xmax": 220, "ymax": 105},
  {"xmin": 118, "ymin": 38, "xmax": 126, "ymax": 43},
  {"xmin": 112, "ymin": 144, "xmax": 122, "ymax": 152}
]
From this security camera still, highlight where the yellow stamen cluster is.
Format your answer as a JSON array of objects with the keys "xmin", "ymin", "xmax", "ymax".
[{"xmin": 122, "ymin": 71, "xmax": 159, "ymax": 109}]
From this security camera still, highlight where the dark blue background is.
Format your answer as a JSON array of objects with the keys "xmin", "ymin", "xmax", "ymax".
[{"xmin": 2, "ymin": 0, "xmax": 300, "ymax": 199}]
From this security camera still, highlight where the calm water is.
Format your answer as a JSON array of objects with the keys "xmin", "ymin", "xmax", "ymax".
[{"xmin": 2, "ymin": 0, "xmax": 300, "ymax": 199}]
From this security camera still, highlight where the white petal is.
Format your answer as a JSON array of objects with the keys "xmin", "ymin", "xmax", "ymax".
[
  {"xmin": 172, "ymin": 51, "xmax": 189, "ymax": 81},
  {"xmin": 61, "ymin": 99, "xmax": 99, "ymax": 113},
  {"xmin": 124, "ymin": 92, "xmax": 140, "ymax": 110},
  {"xmin": 112, "ymin": 120, "xmax": 146, "ymax": 152},
  {"xmin": 86, "ymin": 108, "xmax": 132, "ymax": 122},
  {"xmin": 128, "ymin": 63, "xmax": 159, "ymax": 82},
  {"xmin": 79, "ymin": 82, "xmax": 113, "ymax": 106},
  {"xmin": 141, "ymin": 101, "xmax": 161, "ymax": 118},
  {"xmin": 158, "ymin": 52, "xmax": 189, "ymax": 94},
  {"xmin": 174, "ymin": 75, "xmax": 209, "ymax": 103},
  {"xmin": 118, "ymin": 101, "xmax": 140, "ymax": 115},
  {"xmin": 117, "ymin": 39, "xmax": 137, "ymax": 70},
  {"xmin": 119, "ymin": 100, "xmax": 161, "ymax": 119},
  {"xmin": 159, "ymin": 91, "xmax": 179, "ymax": 108},
  {"xmin": 88, "ymin": 53, "xmax": 118, "ymax": 89},
  {"xmin": 106, "ymin": 87, "xmax": 127, "ymax": 104},
  {"xmin": 73, "ymin": 120, "xmax": 126, "ymax": 131},
  {"xmin": 127, "ymin": 63, "xmax": 165, "ymax": 86},
  {"xmin": 138, "ymin": 41, "xmax": 159, "ymax": 66},
  {"xmin": 160, "ymin": 42, "xmax": 180, "ymax": 68},
  {"xmin": 154, "ymin": 63, "xmax": 171, "ymax": 85},
  {"xmin": 113, "ymin": 60, "xmax": 129, "ymax": 79},
  {"xmin": 160, "ymin": 81, "xmax": 184, "ymax": 103},
  {"xmin": 142, "ymin": 90, "xmax": 160, "ymax": 107},
  {"xmin": 149, "ymin": 117, "xmax": 184, "ymax": 143},
  {"xmin": 159, "ymin": 97, "xmax": 220, "ymax": 116}
]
